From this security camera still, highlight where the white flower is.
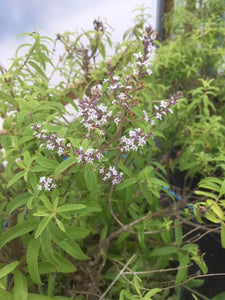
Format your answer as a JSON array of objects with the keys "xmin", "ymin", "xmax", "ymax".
[
  {"xmin": 47, "ymin": 143, "xmax": 55, "ymax": 151},
  {"xmin": 39, "ymin": 176, "xmax": 46, "ymax": 183},
  {"xmin": 146, "ymin": 69, "xmax": 153, "ymax": 75},
  {"xmin": 133, "ymin": 52, "xmax": 142, "ymax": 59},
  {"xmin": 156, "ymin": 112, "xmax": 162, "ymax": 120},
  {"xmin": 57, "ymin": 147, "xmax": 64, "ymax": 156},
  {"xmin": 150, "ymin": 120, "xmax": 155, "ymax": 126},
  {"xmin": 86, "ymin": 148, "xmax": 94, "ymax": 156},
  {"xmin": 114, "ymin": 117, "xmax": 120, "ymax": 126},
  {"xmin": 108, "ymin": 84, "xmax": 118, "ymax": 91},
  {"xmin": 160, "ymin": 101, "xmax": 167, "ymax": 108},
  {"xmin": 99, "ymin": 168, "xmax": 104, "ymax": 174},
  {"xmin": 98, "ymin": 104, "xmax": 108, "ymax": 113},
  {"xmin": 37, "ymin": 185, "xmax": 43, "ymax": 190},
  {"xmin": 56, "ymin": 137, "xmax": 64, "ymax": 144}
]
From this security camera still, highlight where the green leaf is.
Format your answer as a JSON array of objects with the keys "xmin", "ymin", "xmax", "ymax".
[
  {"xmin": 54, "ymin": 156, "xmax": 77, "ymax": 177},
  {"xmin": 191, "ymin": 294, "xmax": 199, "ymax": 300},
  {"xmin": 132, "ymin": 278, "xmax": 140, "ymax": 296},
  {"xmin": 144, "ymin": 288, "xmax": 161, "ymax": 298},
  {"xmin": 13, "ymin": 270, "xmax": 28, "ymax": 300},
  {"xmin": 65, "ymin": 226, "xmax": 90, "ymax": 239},
  {"xmin": 40, "ymin": 229, "xmax": 58, "ymax": 265},
  {"xmin": 174, "ymin": 219, "xmax": 183, "ymax": 246},
  {"xmin": 206, "ymin": 199, "xmax": 224, "ymax": 220},
  {"xmin": 219, "ymin": 180, "xmax": 225, "ymax": 198},
  {"xmin": 55, "ymin": 217, "xmax": 65, "ymax": 232},
  {"xmin": 36, "ymin": 154, "xmax": 58, "ymax": 170},
  {"xmin": 0, "ymin": 221, "xmax": 38, "ymax": 249},
  {"xmin": 40, "ymin": 194, "xmax": 53, "ymax": 211},
  {"xmin": 35, "ymin": 216, "xmax": 52, "ymax": 238},
  {"xmin": 98, "ymin": 40, "xmax": 106, "ymax": 58},
  {"xmin": 115, "ymin": 177, "xmax": 137, "ymax": 191},
  {"xmin": 6, "ymin": 193, "xmax": 31, "ymax": 214},
  {"xmin": 27, "ymin": 238, "xmax": 41, "ymax": 284},
  {"xmin": 212, "ymin": 292, "xmax": 225, "ymax": 300},
  {"xmin": 84, "ymin": 164, "xmax": 98, "ymax": 194},
  {"xmin": 28, "ymin": 61, "xmax": 47, "ymax": 79},
  {"xmin": 75, "ymin": 202, "xmax": 102, "ymax": 216},
  {"xmin": 175, "ymin": 252, "xmax": 189, "ymax": 284},
  {"xmin": 18, "ymin": 135, "xmax": 34, "ymax": 146},
  {"xmin": 194, "ymin": 190, "xmax": 217, "ymax": 200},
  {"xmin": 7, "ymin": 170, "xmax": 26, "ymax": 188},
  {"xmin": 192, "ymin": 255, "xmax": 208, "ymax": 274},
  {"xmin": 49, "ymin": 224, "xmax": 88, "ymax": 260},
  {"xmin": 33, "ymin": 210, "xmax": 49, "ymax": 217},
  {"xmin": 53, "ymin": 236, "xmax": 88, "ymax": 261},
  {"xmin": 221, "ymin": 224, "xmax": 225, "ymax": 248},
  {"xmin": 149, "ymin": 247, "xmax": 177, "ymax": 257},
  {"xmin": 27, "ymin": 293, "xmax": 69, "ymax": 300},
  {"xmin": 0, "ymin": 261, "xmax": 20, "ymax": 279},
  {"xmin": 17, "ymin": 110, "xmax": 28, "ymax": 127},
  {"xmin": 0, "ymin": 290, "xmax": 13, "ymax": 300},
  {"xmin": 57, "ymin": 204, "xmax": 86, "ymax": 213},
  {"xmin": 54, "ymin": 252, "xmax": 76, "ymax": 273}
]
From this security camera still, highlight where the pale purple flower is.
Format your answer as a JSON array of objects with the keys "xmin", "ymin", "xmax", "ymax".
[
  {"xmin": 156, "ymin": 112, "xmax": 162, "ymax": 120},
  {"xmin": 160, "ymin": 101, "xmax": 168, "ymax": 108},
  {"xmin": 38, "ymin": 176, "xmax": 57, "ymax": 191},
  {"xmin": 100, "ymin": 166, "xmax": 123, "ymax": 185},
  {"xmin": 133, "ymin": 52, "xmax": 142, "ymax": 59}
]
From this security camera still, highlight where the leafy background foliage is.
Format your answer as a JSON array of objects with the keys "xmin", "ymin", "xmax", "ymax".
[{"xmin": 0, "ymin": 1, "xmax": 225, "ymax": 299}]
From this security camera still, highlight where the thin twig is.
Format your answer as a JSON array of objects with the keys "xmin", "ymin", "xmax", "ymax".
[
  {"xmin": 122, "ymin": 263, "xmax": 192, "ymax": 275},
  {"xmin": 183, "ymin": 285, "xmax": 211, "ymax": 300},
  {"xmin": 99, "ymin": 254, "xmax": 136, "ymax": 300},
  {"xmin": 161, "ymin": 272, "xmax": 225, "ymax": 291},
  {"xmin": 108, "ymin": 184, "xmax": 124, "ymax": 227}
]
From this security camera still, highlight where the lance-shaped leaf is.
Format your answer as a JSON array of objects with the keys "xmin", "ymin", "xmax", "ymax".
[
  {"xmin": 0, "ymin": 261, "xmax": 20, "ymax": 279},
  {"xmin": 54, "ymin": 157, "xmax": 77, "ymax": 178},
  {"xmin": 56, "ymin": 204, "xmax": 86, "ymax": 213},
  {"xmin": 27, "ymin": 238, "xmax": 41, "ymax": 284},
  {"xmin": 13, "ymin": 270, "xmax": 28, "ymax": 300},
  {"xmin": 0, "ymin": 221, "xmax": 38, "ymax": 249},
  {"xmin": 7, "ymin": 170, "xmax": 26, "ymax": 188},
  {"xmin": 35, "ymin": 216, "xmax": 52, "ymax": 238}
]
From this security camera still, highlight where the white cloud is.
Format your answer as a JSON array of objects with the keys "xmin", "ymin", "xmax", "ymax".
[
  {"xmin": 43, "ymin": 0, "xmax": 157, "ymax": 43},
  {"xmin": 0, "ymin": 0, "xmax": 157, "ymax": 70}
]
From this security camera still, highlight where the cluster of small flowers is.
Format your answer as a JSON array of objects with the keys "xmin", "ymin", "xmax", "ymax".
[
  {"xmin": 99, "ymin": 166, "xmax": 123, "ymax": 185},
  {"xmin": 74, "ymin": 147, "xmax": 103, "ymax": 164},
  {"xmin": 119, "ymin": 128, "xmax": 150, "ymax": 152},
  {"xmin": 132, "ymin": 26, "xmax": 157, "ymax": 77},
  {"xmin": 153, "ymin": 92, "xmax": 183, "ymax": 121},
  {"xmin": 31, "ymin": 123, "xmax": 70, "ymax": 156},
  {"xmin": 78, "ymin": 96, "xmax": 113, "ymax": 135},
  {"xmin": 37, "ymin": 176, "xmax": 57, "ymax": 191},
  {"xmin": 104, "ymin": 66, "xmax": 141, "ymax": 115},
  {"xmin": 142, "ymin": 25, "xmax": 157, "ymax": 57}
]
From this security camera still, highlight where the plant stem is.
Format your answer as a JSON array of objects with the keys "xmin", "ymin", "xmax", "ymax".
[{"xmin": 183, "ymin": 285, "xmax": 211, "ymax": 300}]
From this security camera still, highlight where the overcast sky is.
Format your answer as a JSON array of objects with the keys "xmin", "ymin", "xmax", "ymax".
[{"xmin": 0, "ymin": 0, "xmax": 157, "ymax": 68}]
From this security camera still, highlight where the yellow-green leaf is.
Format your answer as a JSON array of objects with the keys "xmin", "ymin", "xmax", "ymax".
[
  {"xmin": 0, "ymin": 261, "xmax": 20, "ymax": 279},
  {"xmin": 35, "ymin": 216, "xmax": 52, "ymax": 238}
]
